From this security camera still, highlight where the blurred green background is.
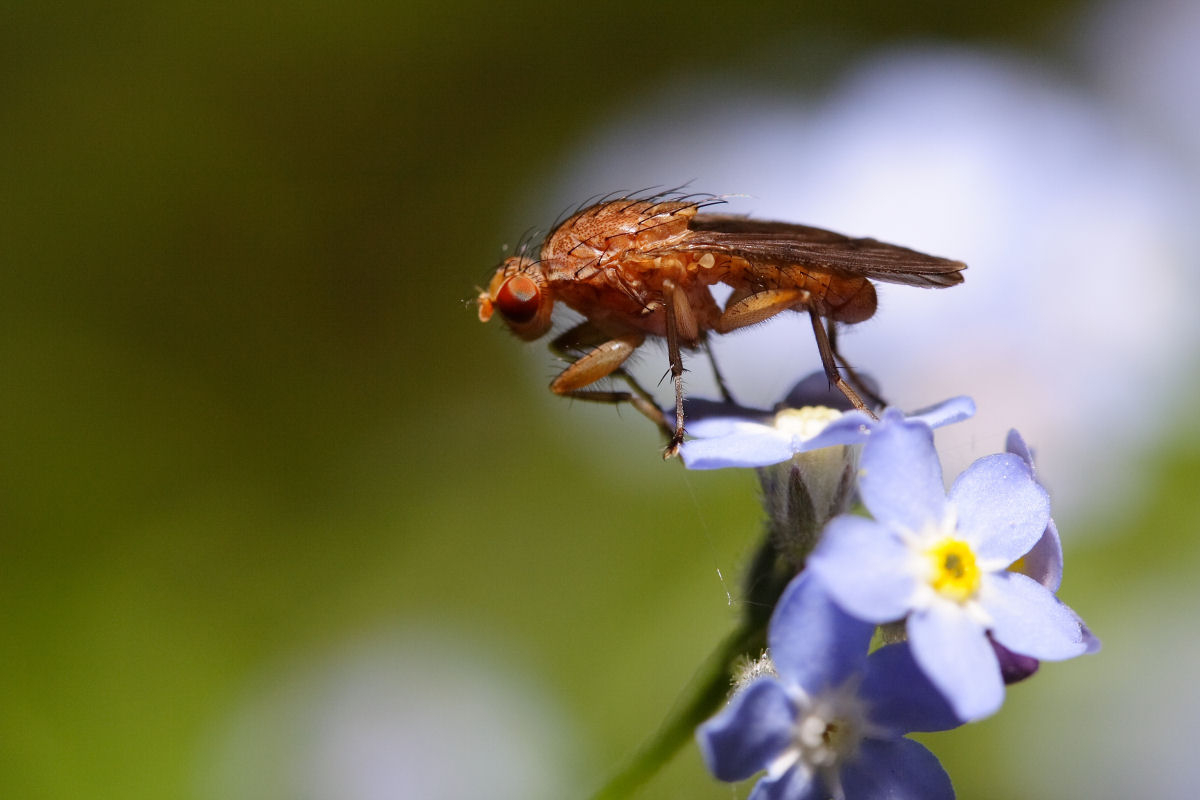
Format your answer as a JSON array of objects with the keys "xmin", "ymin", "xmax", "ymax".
[{"xmin": 4, "ymin": 1, "xmax": 1198, "ymax": 798}]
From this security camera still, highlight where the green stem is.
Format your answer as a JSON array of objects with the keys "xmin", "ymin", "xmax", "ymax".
[
  {"xmin": 587, "ymin": 618, "xmax": 766, "ymax": 800},
  {"xmin": 588, "ymin": 457, "xmax": 838, "ymax": 798}
]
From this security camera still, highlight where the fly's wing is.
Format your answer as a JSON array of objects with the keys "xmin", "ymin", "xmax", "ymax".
[{"xmin": 670, "ymin": 214, "xmax": 966, "ymax": 288}]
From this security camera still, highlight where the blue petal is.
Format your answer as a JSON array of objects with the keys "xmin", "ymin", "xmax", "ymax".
[
  {"xmin": 858, "ymin": 413, "xmax": 947, "ymax": 532},
  {"xmin": 949, "ymin": 453, "xmax": 1049, "ymax": 563},
  {"xmin": 1001, "ymin": 432, "xmax": 1065, "ymax": 588},
  {"xmin": 794, "ymin": 410, "xmax": 876, "ymax": 450},
  {"xmin": 696, "ymin": 679, "xmax": 797, "ymax": 782},
  {"xmin": 860, "ymin": 643, "xmax": 963, "ymax": 733},
  {"xmin": 769, "ymin": 572, "xmax": 875, "ymax": 691},
  {"xmin": 840, "ymin": 738, "xmax": 955, "ymax": 800},
  {"xmin": 685, "ymin": 416, "xmax": 765, "ymax": 438},
  {"xmin": 679, "ymin": 394, "xmax": 975, "ymax": 471},
  {"xmin": 908, "ymin": 602, "xmax": 1004, "ymax": 720},
  {"xmin": 991, "ymin": 637, "xmax": 1041, "ymax": 684},
  {"xmin": 983, "ymin": 571, "xmax": 1092, "ymax": 661},
  {"xmin": 1016, "ymin": 519, "xmax": 1064, "ymax": 591},
  {"xmin": 748, "ymin": 766, "xmax": 823, "ymax": 800},
  {"xmin": 908, "ymin": 395, "xmax": 976, "ymax": 429},
  {"xmin": 680, "ymin": 426, "xmax": 796, "ymax": 469},
  {"xmin": 1004, "ymin": 429, "xmax": 1036, "ymax": 469},
  {"xmin": 808, "ymin": 515, "xmax": 918, "ymax": 623}
]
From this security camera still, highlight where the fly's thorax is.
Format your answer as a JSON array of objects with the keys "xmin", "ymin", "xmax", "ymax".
[
  {"xmin": 477, "ymin": 255, "xmax": 555, "ymax": 340},
  {"xmin": 541, "ymin": 199, "xmax": 699, "ymax": 271}
]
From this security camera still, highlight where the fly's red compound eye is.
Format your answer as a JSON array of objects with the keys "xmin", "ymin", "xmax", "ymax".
[{"xmin": 495, "ymin": 275, "xmax": 541, "ymax": 324}]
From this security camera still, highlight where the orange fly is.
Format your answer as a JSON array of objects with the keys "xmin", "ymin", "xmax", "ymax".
[{"xmin": 477, "ymin": 192, "xmax": 966, "ymax": 457}]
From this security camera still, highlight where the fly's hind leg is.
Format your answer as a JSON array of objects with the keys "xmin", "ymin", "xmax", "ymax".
[
  {"xmin": 548, "ymin": 324, "xmax": 671, "ymax": 442},
  {"xmin": 718, "ymin": 289, "xmax": 878, "ymax": 417},
  {"xmin": 809, "ymin": 311, "xmax": 878, "ymax": 419},
  {"xmin": 717, "ymin": 287, "xmax": 808, "ymax": 332},
  {"xmin": 826, "ymin": 321, "xmax": 887, "ymax": 409}
]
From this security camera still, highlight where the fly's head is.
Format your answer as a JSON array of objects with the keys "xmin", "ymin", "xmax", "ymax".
[{"xmin": 477, "ymin": 255, "xmax": 554, "ymax": 341}]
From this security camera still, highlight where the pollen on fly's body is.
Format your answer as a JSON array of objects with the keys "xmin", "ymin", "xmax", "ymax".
[{"xmin": 476, "ymin": 191, "xmax": 966, "ymax": 458}]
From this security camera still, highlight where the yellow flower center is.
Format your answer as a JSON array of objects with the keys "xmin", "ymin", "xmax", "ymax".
[{"xmin": 926, "ymin": 538, "xmax": 981, "ymax": 602}]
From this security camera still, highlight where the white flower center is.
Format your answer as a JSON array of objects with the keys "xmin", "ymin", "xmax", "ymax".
[
  {"xmin": 773, "ymin": 406, "xmax": 843, "ymax": 440},
  {"xmin": 770, "ymin": 679, "xmax": 878, "ymax": 798}
]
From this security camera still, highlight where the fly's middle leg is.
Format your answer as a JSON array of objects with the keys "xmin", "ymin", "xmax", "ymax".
[{"xmin": 703, "ymin": 339, "xmax": 736, "ymax": 404}]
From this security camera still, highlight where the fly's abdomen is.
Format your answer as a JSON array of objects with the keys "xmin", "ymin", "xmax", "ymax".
[{"xmin": 820, "ymin": 272, "xmax": 877, "ymax": 323}]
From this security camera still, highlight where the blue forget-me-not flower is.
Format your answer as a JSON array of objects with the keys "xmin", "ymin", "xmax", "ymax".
[
  {"xmin": 807, "ymin": 412, "xmax": 1096, "ymax": 720},
  {"xmin": 698, "ymin": 572, "xmax": 961, "ymax": 800},
  {"xmin": 679, "ymin": 395, "xmax": 975, "ymax": 470}
]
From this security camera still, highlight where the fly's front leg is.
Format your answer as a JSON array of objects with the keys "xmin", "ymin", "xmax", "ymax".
[
  {"xmin": 809, "ymin": 310, "xmax": 878, "ymax": 419},
  {"xmin": 550, "ymin": 322, "xmax": 665, "ymax": 428},
  {"xmin": 548, "ymin": 330, "xmax": 672, "ymax": 441},
  {"xmin": 661, "ymin": 279, "xmax": 700, "ymax": 459}
]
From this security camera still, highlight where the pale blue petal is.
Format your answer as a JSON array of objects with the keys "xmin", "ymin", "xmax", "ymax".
[
  {"xmin": 858, "ymin": 414, "xmax": 947, "ymax": 531},
  {"xmin": 680, "ymin": 394, "xmax": 975, "ymax": 470},
  {"xmin": 685, "ymin": 416, "xmax": 767, "ymax": 438},
  {"xmin": 840, "ymin": 738, "xmax": 955, "ymax": 800},
  {"xmin": 1016, "ymin": 519, "xmax": 1063, "ymax": 591},
  {"xmin": 983, "ymin": 572, "xmax": 1092, "ymax": 661},
  {"xmin": 1080, "ymin": 619, "xmax": 1103, "ymax": 654},
  {"xmin": 907, "ymin": 395, "xmax": 976, "ymax": 429},
  {"xmin": 860, "ymin": 643, "xmax": 962, "ymax": 734},
  {"xmin": 696, "ymin": 679, "xmax": 797, "ymax": 782},
  {"xmin": 908, "ymin": 602, "xmax": 1004, "ymax": 720},
  {"xmin": 994, "ymin": 431, "xmax": 1065, "ymax": 588},
  {"xmin": 807, "ymin": 516, "xmax": 918, "ymax": 623},
  {"xmin": 681, "ymin": 427, "xmax": 796, "ymax": 469},
  {"xmin": 769, "ymin": 572, "xmax": 874, "ymax": 691},
  {"xmin": 1004, "ymin": 429, "xmax": 1036, "ymax": 470},
  {"xmin": 949, "ymin": 453, "xmax": 1049, "ymax": 563},
  {"xmin": 795, "ymin": 410, "xmax": 876, "ymax": 450}
]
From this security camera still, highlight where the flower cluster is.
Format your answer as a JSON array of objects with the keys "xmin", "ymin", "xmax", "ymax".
[{"xmin": 688, "ymin": 389, "xmax": 1097, "ymax": 799}]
